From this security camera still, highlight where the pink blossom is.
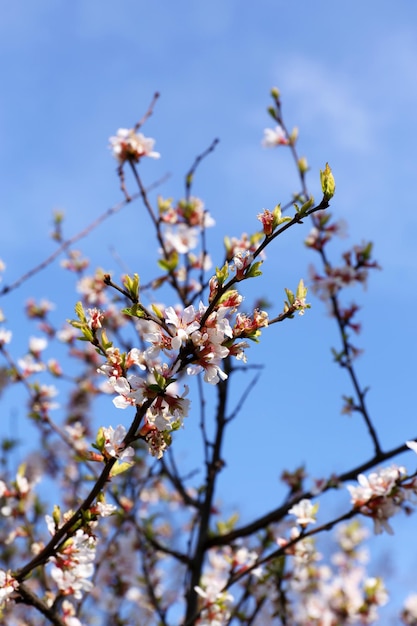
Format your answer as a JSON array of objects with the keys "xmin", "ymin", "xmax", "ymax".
[
  {"xmin": 110, "ymin": 375, "xmax": 147, "ymax": 409},
  {"xmin": 94, "ymin": 501, "xmax": 117, "ymax": 517},
  {"xmin": 289, "ymin": 499, "xmax": 318, "ymax": 527},
  {"xmin": 231, "ymin": 250, "xmax": 253, "ymax": 279},
  {"xmin": 109, "ymin": 128, "xmax": 160, "ymax": 163},
  {"xmin": 347, "ymin": 465, "xmax": 407, "ymax": 534},
  {"xmin": 61, "ymin": 600, "xmax": 83, "ymax": 626},
  {"xmin": 76, "ymin": 271, "xmax": 108, "ymax": 306},
  {"xmin": 0, "ymin": 569, "xmax": 19, "ymax": 607},
  {"xmin": 165, "ymin": 304, "xmax": 201, "ymax": 350},
  {"xmin": 29, "ymin": 336, "xmax": 48, "ymax": 355},
  {"xmin": 164, "ymin": 224, "xmax": 198, "ymax": 254},
  {"xmin": 262, "ymin": 125, "xmax": 289, "ymax": 147},
  {"xmin": 49, "ymin": 529, "xmax": 96, "ymax": 600},
  {"xmin": 0, "ymin": 328, "xmax": 12, "ymax": 345},
  {"xmin": 102, "ymin": 424, "xmax": 135, "ymax": 463},
  {"xmin": 86, "ymin": 307, "xmax": 104, "ymax": 330},
  {"xmin": 18, "ymin": 354, "xmax": 45, "ymax": 377},
  {"xmin": 194, "ymin": 581, "xmax": 233, "ymax": 625},
  {"xmin": 65, "ymin": 422, "xmax": 88, "ymax": 453}
]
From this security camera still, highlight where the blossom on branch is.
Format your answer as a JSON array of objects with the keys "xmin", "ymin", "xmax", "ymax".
[
  {"xmin": 109, "ymin": 128, "xmax": 160, "ymax": 164},
  {"xmin": 275, "ymin": 520, "xmax": 388, "ymax": 624},
  {"xmin": 0, "ymin": 328, "xmax": 12, "ymax": 346},
  {"xmin": 0, "ymin": 569, "xmax": 18, "ymax": 608},
  {"xmin": 158, "ymin": 195, "xmax": 215, "ymax": 228},
  {"xmin": 164, "ymin": 223, "xmax": 199, "ymax": 254},
  {"xmin": 262, "ymin": 125, "xmax": 289, "ymax": 147},
  {"xmin": 109, "ymin": 375, "xmax": 147, "ymax": 409},
  {"xmin": 101, "ymin": 424, "xmax": 135, "ymax": 464},
  {"xmin": 289, "ymin": 498, "xmax": 318, "ymax": 527},
  {"xmin": 347, "ymin": 465, "xmax": 408, "ymax": 534},
  {"xmin": 48, "ymin": 529, "xmax": 97, "ymax": 600},
  {"xmin": 165, "ymin": 305, "xmax": 202, "ymax": 350}
]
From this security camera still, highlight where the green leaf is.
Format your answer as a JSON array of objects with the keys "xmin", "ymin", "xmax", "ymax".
[
  {"xmin": 110, "ymin": 460, "xmax": 134, "ymax": 477},
  {"xmin": 298, "ymin": 197, "xmax": 315, "ymax": 217},
  {"xmin": 296, "ymin": 279, "xmax": 307, "ymax": 300},
  {"xmin": 320, "ymin": 162, "xmax": 335, "ymax": 200},
  {"xmin": 158, "ymin": 252, "xmax": 179, "ymax": 272},
  {"xmin": 273, "ymin": 203, "xmax": 291, "ymax": 227},
  {"xmin": 284, "ymin": 288, "xmax": 295, "ymax": 305},
  {"xmin": 122, "ymin": 305, "xmax": 146, "ymax": 319},
  {"xmin": 95, "ymin": 427, "xmax": 105, "ymax": 452},
  {"xmin": 123, "ymin": 273, "xmax": 140, "ymax": 300},
  {"xmin": 216, "ymin": 512, "xmax": 239, "ymax": 535},
  {"xmin": 216, "ymin": 262, "xmax": 230, "ymax": 285},
  {"xmin": 74, "ymin": 301, "xmax": 87, "ymax": 323},
  {"xmin": 100, "ymin": 329, "xmax": 113, "ymax": 351},
  {"xmin": 245, "ymin": 261, "xmax": 263, "ymax": 279},
  {"xmin": 80, "ymin": 327, "xmax": 94, "ymax": 342}
]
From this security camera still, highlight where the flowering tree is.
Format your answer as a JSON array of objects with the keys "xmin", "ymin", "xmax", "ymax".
[{"xmin": 1, "ymin": 89, "xmax": 417, "ymax": 625}]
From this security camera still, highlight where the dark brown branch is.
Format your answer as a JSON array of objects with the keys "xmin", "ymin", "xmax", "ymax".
[
  {"xmin": 205, "ymin": 439, "xmax": 411, "ymax": 549},
  {"xmin": 198, "ymin": 198, "xmax": 329, "ymax": 331},
  {"xmin": 321, "ymin": 248, "xmax": 382, "ymax": 455},
  {"xmin": 185, "ymin": 138, "xmax": 220, "ymax": 199},
  {"xmin": 134, "ymin": 92, "xmax": 160, "ymax": 132},
  {"xmin": 16, "ymin": 582, "xmax": 67, "ymax": 626},
  {"xmin": 16, "ymin": 401, "xmax": 153, "ymax": 582},
  {"xmin": 184, "ymin": 357, "xmax": 231, "ymax": 623},
  {"xmin": 226, "ymin": 507, "xmax": 357, "ymax": 591},
  {"xmin": 0, "ymin": 196, "xmax": 135, "ymax": 298}
]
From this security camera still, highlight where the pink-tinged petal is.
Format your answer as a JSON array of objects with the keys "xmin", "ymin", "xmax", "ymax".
[
  {"xmin": 113, "ymin": 396, "xmax": 132, "ymax": 409},
  {"xmin": 112, "ymin": 377, "xmax": 131, "ymax": 395}
]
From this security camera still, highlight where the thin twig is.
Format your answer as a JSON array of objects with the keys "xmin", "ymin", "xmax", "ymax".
[
  {"xmin": 134, "ymin": 92, "xmax": 160, "ymax": 132},
  {"xmin": 0, "ymin": 196, "xmax": 134, "ymax": 298},
  {"xmin": 185, "ymin": 138, "xmax": 219, "ymax": 200},
  {"xmin": 204, "ymin": 438, "xmax": 411, "ymax": 549}
]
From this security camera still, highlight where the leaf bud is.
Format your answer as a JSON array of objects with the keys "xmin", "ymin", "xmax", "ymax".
[
  {"xmin": 320, "ymin": 163, "xmax": 336, "ymax": 200},
  {"xmin": 52, "ymin": 504, "xmax": 61, "ymax": 528},
  {"xmin": 289, "ymin": 127, "xmax": 299, "ymax": 144},
  {"xmin": 267, "ymin": 106, "xmax": 278, "ymax": 121},
  {"xmin": 298, "ymin": 156, "xmax": 309, "ymax": 174}
]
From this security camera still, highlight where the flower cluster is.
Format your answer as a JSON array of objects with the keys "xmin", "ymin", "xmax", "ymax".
[
  {"xmin": 49, "ymin": 529, "xmax": 96, "ymax": 600},
  {"xmin": 156, "ymin": 195, "xmax": 215, "ymax": 294},
  {"xmin": 101, "ymin": 424, "xmax": 135, "ymax": 463},
  {"xmin": 94, "ymin": 291, "xmax": 268, "ymax": 459},
  {"xmin": 109, "ymin": 128, "xmax": 160, "ymax": 164},
  {"xmin": 0, "ymin": 569, "xmax": 19, "ymax": 609},
  {"xmin": 195, "ymin": 581, "xmax": 234, "ymax": 625},
  {"xmin": 274, "ymin": 521, "xmax": 388, "ymax": 624},
  {"xmin": 195, "ymin": 546, "xmax": 260, "ymax": 625},
  {"xmin": 90, "ymin": 520, "xmax": 166, "ymax": 619},
  {"xmin": 347, "ymin": 465, "xmax": 416, "ymax": 534},
  {"xmin": 306, "ymin": 213, "xmax": 379, "ymax": 302},
  {"xmin": 304, "ymin": 211, "xmax": 347, "ymax": 251},
  {"xmin": 224, "ymin": 232, "xmax": 264, "ymax": 264},
  {"xmin": 0, "ymin": 466, "xmax": 41, "ymax": 545},
  {"xmin": 158, "ymin": 195, "xmax": 215, "ymax": 229},
  {"xmin": 288, "ymin": 498, "xmax": 319, "ymax": 528},
  {"xmin": 6, "ymin": 88, "xmax": 416, "ymax": 626},
  {"xmin": 46, "ymin": 519, "xmax": 97, "ymax": 600}
]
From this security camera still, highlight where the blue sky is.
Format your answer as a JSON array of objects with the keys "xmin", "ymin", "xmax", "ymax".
[{"xmin": 2, "ymin": 1, "xmax": 417, "ymax": 620}]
